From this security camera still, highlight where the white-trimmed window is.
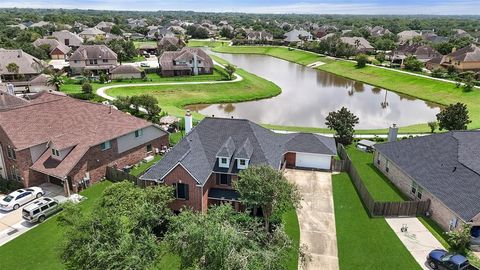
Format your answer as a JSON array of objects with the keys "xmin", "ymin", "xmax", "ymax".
[
  {"xmin": 7, "ymin": 145, "xmax": 16, "ymax": 160},
  {"xmin": 11, "ymin": 165, "xmax": 21, "ymax": 181},
  {"xmin": 100, "ymin": 141, "xmax": 111, "ymax": 151},
  {"xmin": 135, "ymin": 129, "xmax": 144, "ymax": 138},
  {"xmin": 51, "ymin": 148, "xmax": 60, "ymax": 157},
  {"xmin": 173, "ymin": 183, "xmax": 189, "ymax": 200},
  {"xmin": 411, "ymin": 181, "xmax": 423, "ymax": 199}
]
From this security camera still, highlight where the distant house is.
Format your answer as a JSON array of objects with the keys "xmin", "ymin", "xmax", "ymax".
[
  {"xmin": 0, "ymin": 91, "xmax": 168, "ymax": 194},
  {"xmin": 284, "ymin": 29, "xmax": 313, "ymax": 43},
  {"xmin": 168, "ymin": 25, "xmax": 187, "ymax": 35},
  {"xmin": 110, "ymin": 65, "xmax": 144, "ymax": 80},
  {"xmin": 340, "ymin": 37, "xmax": 374, "ymax": 53},
  {"xmin": 157, "ymin": 37, "xmax": 186, "ymax": 53},
  {"xmin": 127, "ymin": 18, "xmax": 148, "ymax": 28},
  {"xmin": 391, "ymin": 44, "xmax": 442, "ymax": 65},
  {"xmin": 69, "ymin": 45, "xmax": 118, "ymax": 75},
  {"xmin": 52, "ymin": 30, "xmax": 83, "ymax": 48},
  {"xmin": 0, "ymin": 49, "xmax": 46, "ymax": 83},
  {"xmin": 313, "ymin": 25, "xmax": 338, "ymax": 39},
  {"xmin": 439, "ymin": 44, "xmax": 480, "ymax": 72},
  {"xmin": 422, "ymin": 31, "xmax": 449, "ymax": 44},
  {"xmin": 375, "ymin": 132, "xmax": 480, "ymax": 231},
  {"xmin": 79, "ymin": 28, "xmax": 106, "ymax": 41},
  {"xmin": 369, "ymin": 26, "xmax": 392, "ymax": 37},
  {"xmin": 147, "ymin": 27, "xmax": 175, "ymax": 40},
  {"xmin": 159, "ymin": 47, "xmax": 213, "ymax": 77},
  {"xmin": 29, "ymin": 21, "xmax": 52, "ymax": 28},
  {"xmin": 95, "ymin": 21, "xmax": 115, "ymax": 32},
  {"xmin": 140, "ymin": 117, "xmax": 337, "ymax": 212},
  {"xmin": 397, "ymin": 30, "xmax": 421, "ymax": 44},
  {"xmin": 138, "ymin": 44, "xmax": 158, "ymax": 56},
  {"xmin": 33, "ymin": 38, "xmax": 71, "ymax": 60},
  {"xmin": 246, "ymin": 31, "xmax": 273, "ymax": 41}
]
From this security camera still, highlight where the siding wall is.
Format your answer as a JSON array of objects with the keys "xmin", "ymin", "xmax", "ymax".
[{"xmin": 117, "ymin": 126, "xmax": 165, "ymax": 154}]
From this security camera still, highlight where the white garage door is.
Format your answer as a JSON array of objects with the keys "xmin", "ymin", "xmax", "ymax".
[{"xmin": 295, "ymin": 153, "xmax": 331, "ymax": 170}]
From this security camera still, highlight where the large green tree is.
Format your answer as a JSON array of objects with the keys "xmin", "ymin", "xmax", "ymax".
[
  {"xmin": 58, "ymin": 181, "xmax": 173, "ymax": 270},
  {"xmin": 235, "ymin": 165, "xmax": 300, "ymax": 231},
  {"xmin": 436, "ymin": 103, "xmax": 471, "ymax": 131},
  {"xmin": 325, "ymin": 107, "xmax": 359, "ymax": 145},
  {"xmin": 46, "ymin": 72, "xmax": 64, "ymax": 92}
]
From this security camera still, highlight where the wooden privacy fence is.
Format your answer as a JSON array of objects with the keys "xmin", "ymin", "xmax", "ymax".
[
  {"xmin": 106, "ymin": 166, "xmax": 139, "ymax": 185},
  {"xmin": 337, "ymin": 144, "xmax": 430, "ymax": 217}
]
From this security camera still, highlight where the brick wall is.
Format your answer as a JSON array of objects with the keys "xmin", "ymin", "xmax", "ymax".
[
  {"xmin": 375, "ymin": 151, "xmax": 464, "ymax": 231},
  {"xmin": 161, "ymin": 164, "xmax": 203, "ymax": 211}
]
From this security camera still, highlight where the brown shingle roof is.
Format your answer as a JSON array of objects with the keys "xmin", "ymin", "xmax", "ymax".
[
  {"xmin": 69, "ymin": 45, "xmax": 117, "ymax": 61},
  {"xmin": 110, "ymin": 65, "xmax": 142, "ymax": 74},
  {"xmin": 33, "ymin": 38, "xmax": 71, "ymax": 55},
  {"xmin": 447, "ymin": 44, "xmax": 480, "ymax": 62},
  {"xmin": 52, "ymin": 30, "xmax": 83, "ymax": 47},
  {"xmin": 159, "ymin": 47, "xmax": 213, "ymax": 71},
  {"xmin": 0, "ymin": 91, "xmax": 29, "ymax": 110},
  {"xmin": 0, "ymin": 49, "xmax": 46, "ymax": 75}
]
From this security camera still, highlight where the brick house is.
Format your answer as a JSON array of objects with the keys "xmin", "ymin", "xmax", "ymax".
[
  {"xmin": 69, "ymin": 45, "xmax": 118, "ymax": 75},
  {"xmin": 140, "ymin": 117, "xmax": 337, "ymax": 212},
  {"xmin": 439, "ymin": 44, "xmax": 480, "ymax": 72},
  {"xmin": 158, "ymin": 47, "xmax": 213, "ymax": 77},
  {"xmin": 157, "ymin": 37, "xmax": 186, "ymax": 54},
  {"xmin": 0, "ymin": 91, "xmax": 168, "ymax": 194},
  {"xmin": 33, "ymin": 38, "xmax": 71, "ymax": 60},
  {"xmin": 374, "ymin": 132, "xmax": 480, "ymax": 231}
]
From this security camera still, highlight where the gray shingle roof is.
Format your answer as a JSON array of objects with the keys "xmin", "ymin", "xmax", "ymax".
[
  {"xmin": 375, "ymin": 131, "xmax": 480, "ymax": 221},
  {"xmin": 141, "ymin": 117, "xmax": 337, "ymax": 185},
  {"xmin": 216, "ymin": 136, "xmax": 235, "ymax": 157}
]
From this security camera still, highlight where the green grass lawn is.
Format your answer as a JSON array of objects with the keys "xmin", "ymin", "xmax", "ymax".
[
  {"xmin": 0, "ymin": 181, "xmax": 112, "ymax": 270},
  {"xmin": 133, "ymin": 41, "xmax": 157, "ymax": 48},
  {"xmin": 105, "ymin": 67, "xmax": 281, "ymax": 119},
  {"xmin": 333, "ymin": 172, "xmax": 422, "ymax": 270},
  {"xmin": 345, "ymin": 146, "xmax": 406, "ymax": 202},
  {"xmin": 130, "ymin": 155, "xmax": 162, "ymax": 177},
  {"xmin": 187, "ymin": 39, "xmax": 230, "ymax": 48},
  {"xmin": 283, "ymin": 209, "xmax": 300, "ymax": 270}
]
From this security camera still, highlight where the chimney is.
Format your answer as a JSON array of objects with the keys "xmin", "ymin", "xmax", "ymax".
[
  {"xmin": 192, "ymin": 53, "xmax": 199, "ymax": 75},
  {"xmin": 452, "ymin": 47, "xmax": 457, "ymax": 53},
  {"xmin": 185, "ymin": 110, "xmax": 193, "ymax": 134},
  {"xmin": 388, "ymin": 124, "xmax": 398, "ymax": 142}
]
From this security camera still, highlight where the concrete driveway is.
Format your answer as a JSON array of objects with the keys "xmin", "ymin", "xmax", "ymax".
[{"xmin": 284, "ymin": 169, "xmax": 339, "ymax": 270}]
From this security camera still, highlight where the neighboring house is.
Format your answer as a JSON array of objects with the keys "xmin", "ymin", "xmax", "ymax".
[
  {"xmin": 52, "ymin": 30, "xmax": 83, "ymax": 48},
  {"xmin": 140, "ymin": 117, "xmax": 337, "ymax": 212},
  {"xmin": 439, "ymin": 44, "xmax": 480, "ymax": 72},
  {"xmin": 79, "ymin": 28, "xmax": 106, "ymax": 41},
  {"xmin": 27, "ymin": 74, "xmax": 56, "ymax": 93},
  {"xmin": 147, "ymin": 27, "xmax": 175, "ymax": 40},
  {"xmin": 157, "ymin": 37, "xmax": 186, "ymax": 53},
  {"xmin": 391, "ymin": 44, "xmax": 442, "ymax": 65},
  {"xmin": 158, "ymin": 47, "xmax": 213, "ymax": 77},
  {"xmin": 426, "ymin": 56, "xmax": 444, "ymax": 70},
  {"xmin": 0, "ymin": 91, "xmax": 30, "ymax": 110},
  {"xmin": 127, "ymin": 18, "xmax": 148, "ymax": 28},
  {"xmin": 422, "ymin": 31, "xmax": 449, "ymax": 44},
  {"xmin": 33, "ymin": 38, "xmax": 71, "ymax": 59},
  {"xmin": 138, "ymin": 44, "xmax": 158, "ymax": 55},
  {"xmin": 0, "ymin": 49, "xmax": 46, "ymax": 83},
  {"xmin": 369, "ymin": 26, "xmax": 392, "ymax": 37},
  {"xmin": 284, "ymin": 29, "xmax": 313, "ymax": 43},
  {"xmin": 73, "ymin": 21, "xmax": 88, "ymax": 31},
  {"xmin": 246, "ymin": 31, "xmax": 273, "ymax": 41},
  {"xmin": 340, "ymin": 37, "xmax": 374, "ymax": 53},
  {"xmin": 110, "ymin": 65, "xmax": 144, "ymax": 80},
  {"xmin": 397, "ymin": 30, "xmax": 421, "ymax": 44},
  {"xmin": 0, "ymin": 91, "xmax": 168, "ymax": 194},
  {"xmin": 95, "ymin": 21, "xmax": 115, "ymax": 32},
  {"xmin": 29, "ymin": 21, "xmax": 52, "ymax": 28},
  {"xmin": 168, "ymin": 25, "xmax": 187, "ymax": 35},
  {"xmin": 375, "ymin": 132, "xmax": 480, "ymax": 231},
  {"xmin": 313, "ymin": 25, "xmax": 338, "ymax": 39},
  {"xmin": 123, "ymin": 32, "xmax": 145, "ymax": 41},
  {"xmin": 69, "ymin": 45, "xmax": 118, "ymax": 75},
  {"xmin": 453, "ymin": 29, "xmax": 472, "ymax": 39}
]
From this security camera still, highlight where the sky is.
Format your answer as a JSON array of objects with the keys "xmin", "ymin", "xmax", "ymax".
[{"xmin": 0, "ymin": 0, "xmax": 479, "ymax": 15}]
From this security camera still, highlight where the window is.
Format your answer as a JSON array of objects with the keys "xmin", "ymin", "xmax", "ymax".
[
  {"xmin": 7, "ymin": 145, "xmax": 16, "ymax": 160},
  {"xmin": 103, "ymin": 59, "xmax": 108, "ymax": 63},
  {"xmin": 217, "ymin": 174, "xmax": 231, "ymax": 186},
  {"xmin": 417, "ymin": 186, "xmax": 423, "ymax": 199},
  {"xmin": 100, "ymin": 141, "xmax": 111, "ymax": 151},
  {"xmin": 51, "ymin": 148, "xmax": 60, "ymax": 157},
  {"xmin": 40, "ymin": 205, "xmax": 49, "ymax": 211},
  {"xmin": 49, "ymin": 202, "xmax": 58, "ymax": 208},
  {"xmin": 411, "ymin": 181, "xmax": 423, "ymax": 199},
  {"xmin": 173, "ymin": 183, "xmax": 189, "ymax": 200},
  {"xmin": 33, "ymin": 209, "xmax": 40, "ymax": 215},
  {"xmin": 73, "ymin": 60, "xmax": 78, "ymax": 63},
  {"xmin": 411, "ymin": 181, "xmax": 417, "ymax": 195},
  {"xmin": 64, "ymin": 39, "xmax": 70, "ymax": 46},
  {"xmin": 135, "ymin": 129, "xmax": 143, "ymax": 138},
  {"xmin": 239, "ymin": 159, "xmax": 246, "ymax": 166},
  {"xmin": 221, "ymin": 158, "xmax": 227, "ymax": 164},
  {"xmin": 385, "ymin": 160, "xmax": 389, "ymax": 173},
  {"xmin": 146, "ymin": 144, "xmax": 153, "ymax": 153}
]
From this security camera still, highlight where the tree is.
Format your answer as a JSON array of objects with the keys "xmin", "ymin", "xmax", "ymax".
[
  {"xmin": 58, "ymin": 181, "xmax": 173, "ymax": 270},
  {"xmin": 110, "ymin": 25, "xmax": 122, "ymax": 35},
  {"xmin": 325, "ymin": 107, "xmax": 359, "ymax": 145},
  {"xmin": 136, "ymin": 94, "xmax": 162, "ymax": 122},
  {"xmin": 446, "ymin": 224, "xmax": 471, "ymax": 253},
  {"xmin": 436, "ymin": 103, "xmax": 471, "ymax": 131},
  {"xmin": 431, "ymin": 68, "xmax": 446, "ymax": 78},
  {"xmin": 81, "ymin": 82, "xmax": 92, "ymax": 94},
  {"xmin": 375, "ymin": 52, "xmax": 386, "ymax": 63},
  {"xmin": 427, "ymin": 121, "xmax": 438, "ymax": 133},
  {"xmin": 235, "ymin": 165, "xmax": 300, "ymax": 231},
  {"xmin": 112, "ymin": 96, "xmax": 132, "ymax": 111},
  {"xmin": 460, "ymin": 71, "xmax": 477, "ymax": 92},
  {"xmin": 356, "ymin": 54, "xmax": 368, "ymax": 68},
  {"xmin": 224, "ymin": 64, "xmax": 236, "ymax": 80},
  {"xmin": 46, "ymin": 72, "xmax": 64, "ymax": 92},
  {"xmin": 403, "ymin": 55, "xmax": 424, "ymax": 71},
  {"xmin": 165, "ymin": 204, "xmax": 293, "ymax": 270},
  {"xmin": 219, "ymin": 27, "xmax": 234, "ymax": 39},
  {"xmin": 6, "ymin": 62, "xmax": 19, "ymax": 79}
]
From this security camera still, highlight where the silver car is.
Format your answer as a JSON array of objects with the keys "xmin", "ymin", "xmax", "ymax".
[
  {"xmin": 22, "ymin": 197, "xmax": 60, "ymax": 223},
  {"xmin": 0, "ymin": 187, "xmax": 44, "ymax": 211}
]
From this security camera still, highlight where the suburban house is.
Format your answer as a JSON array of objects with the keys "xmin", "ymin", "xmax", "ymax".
[
  {"xmin": 79, "ymin": 27, "xmax": 106, "ymax": 41},
  {"xmin": 33, "ymin": 38, "xmax": 71, "ymax": 59},
  {"xmin": 52, "ymin": 30, "xmax": 84, "ymax": 48},
  {"xmin": 69, "ymin": 45, "xmax": 118, "ymax": 75},
  {"xmin": 391, "ymin": 44, "xmax": 442, "ymax": 65},
  {"xmin": 284, "ymin": 29, "xmax": 313, "ymax": 43},
  {"xmin": 439, "ymin": 44, "xmax": 480, "ymax": 72},
  {"xmin": 95, "ymin": 21, "xmax": 115, "ymax": 32},
  {"xmin": 138, "ymin": 44, "xmax": 158, "ymax": 55},
  {"xmin": 369, "ymin": 26, "xmax": 392, "ymax": 37},
  {"xmin": 0, "ymin": 91, "xmax": 168, "ymax": 194},
  {"xmin": 375, "ymin": 132, "xmax": 480, "ymax": 231},
  {"xmin": 110, "ymin": 65, "xmax": 144, "ymax": 80},
  {"xmin": 158, "ymin": 47, "xmax": 213, "ymax": 77},
  {"xmin": 157, "ymin": 37, "xmax": 186, "ymax": 53},
  {"xmin": 147, "ymin": 27, "xmax": 175, "ymax": 40},
  {"xmin": 246, "ymin": 31, "xmax": 274, "ymax": 41},
  {"xmin": 397, "ymin": 30, "xmax": 421, "ymax": 44},
  {"xmin": 127, "ymin": 18, "xmax": 148, "ymax": 28},
  {"xmin": 140, "ymin": 117, "xmax": 337, "ymax": 212},
  {"xmin": 340, "ymin": 37, "xmax": 374, "ymax": 53}
]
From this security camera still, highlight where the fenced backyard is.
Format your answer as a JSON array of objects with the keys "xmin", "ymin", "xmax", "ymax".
[
  {"xmin": 337, "ymin": 144, "xmax": 430, "ymax": 217},
  {"xmin": 106, "ymin": 166, "xmax": 139, "ymax": 185}
]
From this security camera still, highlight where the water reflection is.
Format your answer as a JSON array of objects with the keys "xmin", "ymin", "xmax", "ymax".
[{"xmin": 186, "ymin": 52, "xmax": 441, "ymax": 129}]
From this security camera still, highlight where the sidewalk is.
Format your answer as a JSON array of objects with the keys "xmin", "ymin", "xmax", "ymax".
[{"xmin": 385, "ymin": 217, "xmax": 444, "ymax": 270}]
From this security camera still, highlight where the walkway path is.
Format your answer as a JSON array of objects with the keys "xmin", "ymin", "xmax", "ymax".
[
  {"xmin": 96, "ymin": 60, "xmax": 243, "ymax": 101},
  {"xmin": 285, "ymin": 169, "xmax": 339, "ymax": 270},
  {"xmin": 385, "ymin": 217, "xmax": 444, "ymax": 270}
]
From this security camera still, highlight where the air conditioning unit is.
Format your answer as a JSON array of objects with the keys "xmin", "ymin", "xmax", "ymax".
[{"xmin": 143, "ymin": 155, "xmax": 154, "ymax": 163}]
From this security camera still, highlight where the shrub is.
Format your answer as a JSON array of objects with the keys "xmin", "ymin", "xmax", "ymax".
[
  {"xmin": 0, "ymin": 178, "xmax": 24, "ymax": 194},
  {"xmin": 81, "ymin": 82, "xmax": 93, "ymax": 94},
  {"xmin": 446, "ymin": 224, "xmax": 471, "ymax": 253},
  {"xmin": 375, "ymin": 52, "xmax": 386, "ymax": 63},
  {"xmin": 431, "ymin": 68, "xmax": 446, "ymax": 78},
  {"xmin": 356, "ymin": 54, "xmax": 369, "ymax": 68},
  {"xmin": 427, "ymin": 121, "xmax": 438, "ymax": 133},
  {"xmin": 404, "ymin": 55, "xmax": 424, "ymax": 72}
]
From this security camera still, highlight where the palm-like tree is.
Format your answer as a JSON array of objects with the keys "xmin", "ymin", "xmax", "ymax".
[{"xmin": 47, "ymin": 72, "xmax": 65, "ymax": 92}]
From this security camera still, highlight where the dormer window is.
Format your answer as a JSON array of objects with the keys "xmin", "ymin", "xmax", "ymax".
[
  {"xmin": 237, "ymin": 158, "xmax": 249, "ymax": 170},
  {"xmin": 221, "ymin": 158, "xmax": 227, "ymax": 164},
  {"xmin": 100, "ymin": 140, "xmax": 111, "ymax": 151},
  {"xmin": 218, "ymin": 157, "xmax": 230, "ymax": 168},
  {"xmin": 239, "ymin": 159, "xmax": 246, "ymax": 166},
  {"xmin": 51, "ymin": 148, "xmax": 60, "ymax": 157}
]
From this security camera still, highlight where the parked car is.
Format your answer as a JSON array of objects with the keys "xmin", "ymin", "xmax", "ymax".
[
  {"xmin": 427, "ymin": 249, "xmax": 479, "ymax": 270},
  {"xmin": 22, "ymin": 197, "xmax": 61, "ymax": 223},
  {"xmin": 0, "ymin": 187, "xmax": 44, "ymax": 211}
]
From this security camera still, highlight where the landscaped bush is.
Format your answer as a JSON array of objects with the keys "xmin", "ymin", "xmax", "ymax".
[
  {"xmin": 0, "ymin": 178, "xmax": 24, "ymax": 194},
  {"xmin": 356, "ymin": 54, "xmax": 369, "ymax": 68},
  {"xmin": 81, "ymin": 82, "xmax": 93, "ymax": 94}
]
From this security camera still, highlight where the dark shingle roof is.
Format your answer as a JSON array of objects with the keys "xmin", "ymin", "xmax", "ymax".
[
  {"xmin": 141, "ymin": 117, "xmax": 336, "ymax": 185},
  {"xmin": 375, "ymin": 131, "xmax": 480, "ymax": 221}
]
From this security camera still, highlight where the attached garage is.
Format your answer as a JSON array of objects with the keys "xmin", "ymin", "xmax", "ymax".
[{"xmin": 295, "ymin": 152, "xmax": 332, "ymax": 170}]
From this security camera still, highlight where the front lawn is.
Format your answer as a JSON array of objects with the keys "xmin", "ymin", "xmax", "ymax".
[
  {"xmin": 283, "ymin": 209, "xmax": 300, "ymax": 270},
  {"xmin": 0, "ymin": 181, "xmax": 112, "ymax": 270},
  {"xmin": 333, "ymin": 172, "xmax": 421, "ymax": 270}
]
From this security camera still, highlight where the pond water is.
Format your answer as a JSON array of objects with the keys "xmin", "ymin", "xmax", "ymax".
[{"xmin": 186, "ymin": 52, "xmax": 441, "ymax": 129}]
